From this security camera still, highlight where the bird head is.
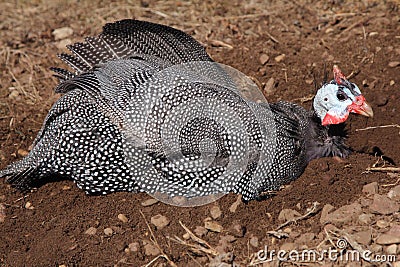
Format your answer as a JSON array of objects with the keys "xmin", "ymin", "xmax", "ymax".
[{"xmin": 313, "ymin": 65, "xmax": 373, "ymax": 126}]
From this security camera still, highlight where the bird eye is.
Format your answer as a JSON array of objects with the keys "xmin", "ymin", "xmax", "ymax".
[{"xmin": 336, "ymin": 91, "xmax": 347, "ymax": 101}]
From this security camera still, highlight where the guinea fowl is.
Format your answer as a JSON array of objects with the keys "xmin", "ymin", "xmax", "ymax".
[{"xmin": 0, "ymin": 19, "xmax": 373, "ymax": 202}]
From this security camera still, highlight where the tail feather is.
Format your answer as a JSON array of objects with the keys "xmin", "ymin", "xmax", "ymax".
[{"xmin": 0, "ymin": 162, "xmax": 38, "ymax": 191}]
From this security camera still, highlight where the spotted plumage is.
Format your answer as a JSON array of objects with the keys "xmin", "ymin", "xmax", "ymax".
[{"xmin": 0, "ymin": 19, "xmax": 372, "ymax": 201}]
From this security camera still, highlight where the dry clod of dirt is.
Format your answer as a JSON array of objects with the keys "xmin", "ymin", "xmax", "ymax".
[
  {"xmin": 278, "ymin": 208, "xmax": 301, "ymax": 222},
  {"xmin": 388, "ymin": 185, "xmax": 400, "ymax": 200},
  {"xmin": 323, "ymin": 202, "xmax": 362, "ymax": 224},
  {"xmin": 369, "ymin": 194, "xmax": 400, "ymax": 215},
  {"xmin": 263, "ymin": 77, "xmax": 276, "ymax": 95},
  {"xmin": 375, "ymin": 233, "xmax": 400, "ymax": 245},
  {"xmin": 259, "ymin": 54, "xmax": 270, "ymax": 65},
  {"xmin": 127, "ymin": 242, "xmax": 139, "ymax": 252},
  {"xmin": 228, "ymin": 195, "xmax": 241, "ymax": 213},
  {"xmin": 358, "ymin": 213, "xmax": 374, "ymax": 225},
  {"xmin": 141, "ymin": 198, "xmax": 159, "ymax": 207},
  {"xmin": 143, "ymin": 242, "xmax": 160, "ymax": 256},
  {"xmin": 249, "ymin": 236, "xmax": 259, "ymax": 247},
  {"xmin": 388, "ymin": 61, "xmax": 400, "ymax": 68},
  {"xmin": 150, "ymin": 214, "xmax": 170, "ymax": 229},
  {"xmin": 274, "ymin": 53, "xmax": 286, "ymax": 62},
  {"xmin": 84, "ymin": 227, "xmax": 97, "ymax": 235},
  {"xmin": 229, "ymin": 223, "xmax": 246, "ymax": 237},
  {"xmin": 353, "ymin": 230, "xmax": 372, "ymax": 245},
  {"xmin": 0, "ymin": 203, "xmax": 5, "ymax": 223},
  {"xmin": 52, "ymin": 27, "xmax": 73, "ymax": 40},
  {"xmin": 194, "ymin": 225, "xmax": 207, "ymax": 237},
  {"xmin": 205, "ymin": 220, "xmax": 223, "ymax": 233},
  {"xmin": 386, "ymin": 244, "xmax": 398, "ymax": 254},
  {"xmin": 320, "ymin": 203, "xmax": 335, "ymax": 224},
  {"xmin": 103, "ymin": 227, "xmax": 113, "ymax": 236},
  {"xmin": 210, "ymin": 205, "xmax": 222, "ymax": 219},
  {"xmin": 376, "ymin": 219, "xmax": 390, "ymax": 228},
  {"xmin": 362, "ymin": 182, "xmax": 379, "ymax": 195},
  {"xmin": 117, "ymin": 213, "xmax": 128, "ymax": 223}
]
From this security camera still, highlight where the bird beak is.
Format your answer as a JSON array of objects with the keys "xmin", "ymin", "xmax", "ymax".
[{"xmin": 348, "ymin": 95, "xmax": 374, "ymax": 118}]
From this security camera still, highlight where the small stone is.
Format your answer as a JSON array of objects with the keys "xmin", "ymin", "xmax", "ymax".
[
  {"xmin": 370, "ymin": 194, "xmax": 400, "ymax": 215},
  {"xmin": 388, "ymin": 185, "xmax": 400, "ymax": 200},
  {"xmin": 375, "ymin": 234, "xmax": 400, "ymax": 245},
  {"xmin": 249, "ymin": 236, "xmax": 259, "ymax": 247},
  {"xmin": 59, "ymin": 265, "xmax": 67, "ymax": 267},
  {"xmin": 144, "ymin": 243, "xmax": 160, "ymax": 256},
  {"xmin": 354, "ymin": 230, "xmax": 371, "ymax": 245},
  {"xmin": 376, "ymin": 226, "xmax": 400, "ymax": 247},
  {"xmin": 388, "ymin": 61, "xmax": 400, "ymax": 68},
  {"xmin": 141, "ymin": 198, "xmax": 159, "ymax": 207},
  {"xmin": 182, "ymin": 233, "xmax": 190, "ymax": 240},
  {"xmin": 0, "ymin": 204, "xmax": 5, "ymax": 223},
  {"xmin": 259, "ymin": 54, "xmax": 270, "ymax": 65},
  {"xmin": 210, "ymin": 205, "xmax": 222, "ymax": 219},
  {"xmin": 305, "ymin": 79, "xmax": 314, "ymax": 85},
  {"xmin": 55, "ymin": 38, "xmax": 72, "ymax": 50},
  {"xmin": 104, "ymin": 227, "xmax": 113, "ymax": 236},
  {"xmin": 370, "ymin": 244, "xmax": 383, "ymax": 253},
  {"xmin": 390, "ymin": 80, "xmax": 395, "ymax": 86},
  {"xmin": 128, "ymin": 242, "xmax": 139, "ymax": 252},
  {"xmin": 117, "ymin": 213, "xmax": 129, "ymax": 223},
  {"xmin": 376, "ymin": 220, "xmax": 390, "ymax": 228},
  {"xmin": 85, "ymin": 227, "xmax": 97, "ymax": 235},
  {"xmin": 358, "ymin": 213, "xmax": 374, "ymax": 225},
  {"xmin": 8, "ymin": 90, "xmax": 20, "ymax": 100},
  {"xmin": 150, "ymin": 214, "xmax": 170, "ymax": 229},
  {"xmin": 278, "ymin": 209, "xmax": 301, "ymax": 222},
  {"xmin": 52, "ymin": 27, "xmax": 73, "ymax": 40},
  {"xmin": 194, "ymin": 226, "xmax": 207, "ymax": 237},
  {"xmin": 362, "ymin": 182, "xmax": 378, "ymax": 195},
  {"xmin": 369, "ymin": 32, "xmax": 379, "ymax": 37},
  {"xmin": 205, "ymin": 221, "xmax": 223, "ymax": 233},
  {"xmin": 62, "ymin": 185, "xmax": 71, "ymax": 190},
  {"xmin": 230, "ymin": 224, "xmax": 246, "ymax": 237},
  {"xmin": 25, "ymin": 202, "xmax": 34, "ymax": 210},
  {"xmin": 386, "ymin": 244, "xmax": 397, "ymax": 254},
  {"xmin": 274, "ymin": 54, "xmax": 286, "ymax": 62},
  {"xmin": 17, "ymin": 149, "xmax": 29, "ymax": 157},
  {"xmin": 323, "ymin": 202, "xmax": 362, "ymax": 224},
  {"xmin": 229, "ymin": 196, "xmax": 241, "ymax": 213},
  {"xmin": 320, "ymin": 204, "xmax": 335, "ymax": 224},
  {"xmin": 263, "ymin": 77, "xmax": 276, "ymax": 95}
]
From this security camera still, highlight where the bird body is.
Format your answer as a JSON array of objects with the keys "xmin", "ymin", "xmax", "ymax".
[{"xmin": 0, "ymin": 20, "xmax": 373, "ymax": 202}]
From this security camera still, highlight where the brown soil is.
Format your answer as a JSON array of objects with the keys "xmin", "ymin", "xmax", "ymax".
[{"xmin": 0, "ymin": 1, "xmax": 399, "ymax": 266}]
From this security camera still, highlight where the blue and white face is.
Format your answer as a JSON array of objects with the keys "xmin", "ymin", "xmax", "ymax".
[{"xmin": 313, "ymin": 65, "xmax": 373, "ymax": 126}]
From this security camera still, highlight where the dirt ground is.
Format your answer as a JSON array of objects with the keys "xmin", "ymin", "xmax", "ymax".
[{"xmin": 0, "ymin": 1, "xmax": 399, "ymax": 266}]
